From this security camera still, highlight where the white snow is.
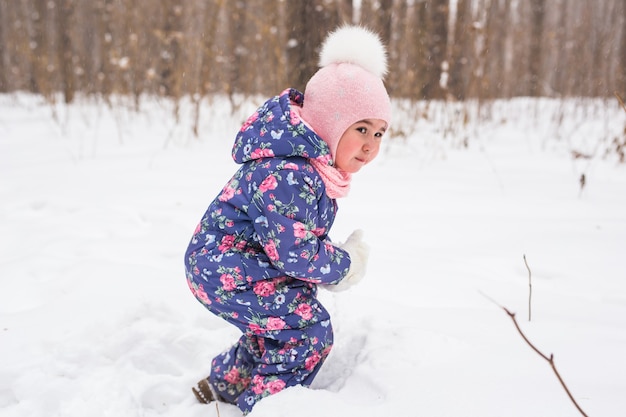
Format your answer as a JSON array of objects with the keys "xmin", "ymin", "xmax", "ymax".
[{"xmin": 1, "ymin": 93, "xmax": 625, "ymax": 417}]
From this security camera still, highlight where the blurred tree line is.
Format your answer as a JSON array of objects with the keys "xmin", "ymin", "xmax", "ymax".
[{"xmin": 0, "ymin": 0, "xmax": 624, "ymax": 104}]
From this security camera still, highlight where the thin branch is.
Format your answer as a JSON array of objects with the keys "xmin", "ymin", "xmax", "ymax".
[
  {"xmin": 523, "ymin": 254, "xmax": 532, "ymax": 321},
  {"xmin": 480, "ymin": 293, "xmax": 589, "ymax": 417},
  {"xmin": 503, "ymin": 307, "xmax": 588, "ymax": 417}
]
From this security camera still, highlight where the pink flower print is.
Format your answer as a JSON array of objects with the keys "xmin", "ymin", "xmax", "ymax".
[
  {"xmin": 305, "ymin": 350, "xmax": 321, "ymax": 371},
  {"xmin": 249, "ymin": 323, "xmax": 263, "ymax": 335},
  {"xmin": 240, "ymin": 112, "xmax": 259, "ymax": 131},
  {"xmin": 220, "ymin": 273, "xmax": 237, "ymax": 291},
  {"xmin": 293, "ymin": 222, "xmax": 307, "ymax": 239},
  {"xmin": 264, "ymin": 239, "xmax": 279, "ymax": 261},
  {"xmin": 193, "ymin": 222, "xmax": 202, "ymax": 235},
  {"xmin": 196, "ymin": 284, "xmax": 211, "ymax": 305},
  {"xmin": 218, "ymin": 235, "xmax": 235, "ymax": 252},
  {"xmin": 267, "ymin": 204, "xmax": 276, "ymax": 212},
  {"xmin": 322, "ymin": 345, "xmax": 332, "ymax": 356},
  {"xmin": 266, "ymin": 379, "xmax": 286, "ymax": 394},
  {"xmin": 266, "ymin": 317, "xmax": 286, "ymax": 330},
  {"xmin": 312, "ymin": 227, "xmax": 326, "ymax": 237},
  {"xmin": 250, "ymin": 147, "xmax": 275, "ymax": 159},
  {"xmin": 284, "ymin": 162, "xmax": 299, "ymax": 170},
  {"xmin": 218, "ymin": 184, "xmax": 236, "ymax": 201},
  {"xmin": 224, "ymin": 367, "xmax": 241, "ymax": 384},
  {"xmin": 187, "ymin": 279, "xmax": 196, "ymax": 296},
  {"xmin": 253, "ymin": 280, "xmax": 276, "ymax": 297},
  {"xmin": 294, "ymin": 303, "xmax": 313, "ymax": 320},
  {"xmin": 251, "ymin": 375, "xmax": 265, "ymax": 395},
  {"xmin": 259, "ymin": 175, "xmax": 278, "ymax": 193}
]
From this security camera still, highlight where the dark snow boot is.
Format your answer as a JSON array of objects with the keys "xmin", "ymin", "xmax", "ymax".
[
  {"xmin": 192, "ymin": 378, "xmax": 216, "ymax": 404},
  {"xmin": 192, "ymin": 378, "xmax": 235, "ymax": 405}
]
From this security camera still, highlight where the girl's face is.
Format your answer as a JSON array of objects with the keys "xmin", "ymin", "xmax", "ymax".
[{"xmin": 334, "ymin": 119, "xmax": 387, "ymax": 173}]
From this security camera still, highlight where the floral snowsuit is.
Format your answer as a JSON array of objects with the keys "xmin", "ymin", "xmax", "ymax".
[{"xmin": 184, "ymin": 89, "xmax": 352, "ymax": 414}]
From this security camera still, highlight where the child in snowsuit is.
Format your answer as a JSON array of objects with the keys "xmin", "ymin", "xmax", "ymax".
[{"xmin": 184, "ymin": 25, "xmax": 392, "ymax": 415}]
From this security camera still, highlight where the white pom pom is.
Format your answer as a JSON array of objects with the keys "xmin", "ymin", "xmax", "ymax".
[{"xmin": 318, "ymin": 25, "xmax": 388, "ymax": 79}]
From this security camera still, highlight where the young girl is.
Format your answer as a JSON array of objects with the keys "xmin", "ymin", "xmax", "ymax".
[{"xmin": 184, "ymin": 25, "xmax": 391, "ymax": 414}]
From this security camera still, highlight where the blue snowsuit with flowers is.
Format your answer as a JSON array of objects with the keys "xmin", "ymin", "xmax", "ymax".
[{"xmin": 184, "ymin": 88, "xmax": 352, "ymax": 414}]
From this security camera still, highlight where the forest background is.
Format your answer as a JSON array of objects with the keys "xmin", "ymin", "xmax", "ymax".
[{"xmin": 1, "ymin": 0, "xmax": 625, "ymax": 107}]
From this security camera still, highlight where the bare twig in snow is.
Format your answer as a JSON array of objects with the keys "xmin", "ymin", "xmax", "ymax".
[
  {"xmin": 480, "ymin": 293, "xmax": 589, "ymax": 417},
  {"xmin": 523, "ymin": 254, "xmax": 532, "ymax": 321}
]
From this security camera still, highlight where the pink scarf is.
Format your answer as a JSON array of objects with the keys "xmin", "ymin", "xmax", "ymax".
[
  {"xmin": 310, "ymin": 158, "xmax": 352, "ymax": 199},
  {"xmin": 290, "ymin": 101, "xmax": 352, "ymax": 198}
]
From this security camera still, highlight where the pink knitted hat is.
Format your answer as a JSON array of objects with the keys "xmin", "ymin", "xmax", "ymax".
[{"xmin": 301, "ymin": 25, "xmax": 392, "ymax": 159}]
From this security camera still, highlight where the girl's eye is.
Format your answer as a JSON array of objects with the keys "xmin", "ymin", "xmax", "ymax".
[
  {"xmin": 356, "ymin": 127, "xmax": 367, "ymax": 134},
  {"xmin": 374, "ymin": 131, "xmax": 384, "ymax": 138}
]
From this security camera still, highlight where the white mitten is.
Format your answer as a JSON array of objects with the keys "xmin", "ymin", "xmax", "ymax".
[{"xmin": 325, "ymin": 229, "xmax": 370, "ymax": 292}]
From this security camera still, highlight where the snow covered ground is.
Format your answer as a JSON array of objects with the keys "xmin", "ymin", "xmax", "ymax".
[{"xmin": 1, "ymin": 93, "xmax": 625, "ymax": 417}]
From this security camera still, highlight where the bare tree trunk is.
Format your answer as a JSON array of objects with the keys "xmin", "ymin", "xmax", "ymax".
[
  {"xmin": 571, "ymin": 2, "xmax": 593, "ymax": 96},
  {"xmin": 553, "ymin": 0, "xmax": 568, "ymax": 96},
  {"xmin": 160, "ymin": 0, "xmax": 183, "ymax": 99},
  {"xmin": 483, "ymin": 0, "xmax": 511, "ymax": 98},
  {"xmin": 30, "ymin": 0, "xmax": 46, "ymax": 95},
  {"xmin": 465, "ymin": 0, "xmax": 488, "ymax": 100},
  {"xmin": 224, "ymin": 0, "xmax": 246, "ymax": 98},
  {"xmin": 386, "ymin": 0, "xmax": 408, "ymax": 98},
  {"xmin": 528, "ymin": 0, "xmax": 545, "ymax": 97},
  {"xmin": 617, "ymin": 2, "xmax": 626, "ymax": 97},
  {"xmin": 254, "ymin": 1, "xmax": 287, "ymax": 95},
  {"xmin": 286, "ymin": 0, "xmax": 328, "ymax": 92},
  {"xmin": 338, "ymin": 0, "xmax": 354, "ymax": 24},
  {"xmin": 74, "ymin": 0, "xmax": 97, "ymax": 95},
  {"xmin": 421, "ymin": 0, "xmax": 448, "ymax": 99},
  {"xmin": 198, "ymin": 0, "xmax": 222, "ymax": 96},
  {"xmin": 592, "ymin": 1, "xmax": 618, "ymax": 97},
  {"xmin": 449, "ymin": 0, "xmax": 472, "ymax": 100},
  {"xmin": 57, "ymin": 0, "xmax": 75, "ymax": 103},
  {"xmin": 0, "ymin": 0, "xmax": 9, "ymax": 92},
  {"xmin": 604, "ymin": 0, "xmax": 621, "ymax": 97},
  {"xmin": 368, "ymin": 0, "xmax": 393, "ymax": 46},
  {"xmin": 415, "ymin": 0, "xmax": 430, "ymax": 100},
  {"xmin": 124, "ymin": 0, "xmax": 142, "ymax": 103}
]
